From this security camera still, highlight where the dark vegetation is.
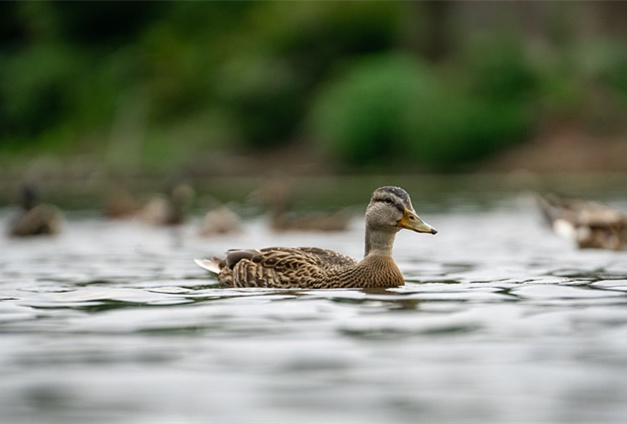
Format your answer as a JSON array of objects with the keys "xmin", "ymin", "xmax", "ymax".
[{"xmin": 1, "ymin": 2, "xmax": 626, "ymax": 175}]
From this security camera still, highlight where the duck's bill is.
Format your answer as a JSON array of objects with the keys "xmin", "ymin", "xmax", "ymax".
[{"xmin": 398, "ymin": 208, "xmax": 438, "ymax": 234}]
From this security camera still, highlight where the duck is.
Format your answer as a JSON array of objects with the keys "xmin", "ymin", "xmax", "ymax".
[
  {"xmin": 139, "ymin": 181, "xmax": 195, "ymax": 226},
  {"xmin": 103, "ymin": 181, "xmax": 138, "ymax": 219},
  {"xmin": 536, "ymin": 193, "xmax": 627, "ymax": 250},
  {"xmin": 270, "ymin": 208, "xmax": 353, "ymax": 232},
  {"xmin": 258, "ymin": 174, "xmax": 352, "ymax": 232},
  {"xmin": 8, "ymin": 183, "xmax": 64, "ymax": 237},
  {"xmin": 198, "ymin": 204, "xmax": 242, "ymax": 237},
  {"xmin": 195, "ymin": 186, "xmax": 437, "ymax": 289}
]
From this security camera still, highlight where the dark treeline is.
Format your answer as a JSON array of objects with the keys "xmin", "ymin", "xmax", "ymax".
[{"xmin": 1, "ymin": 1, "xmax": 626, "ymax": 174}]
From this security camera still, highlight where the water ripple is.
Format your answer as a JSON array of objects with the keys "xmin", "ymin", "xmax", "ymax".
[{"xmin": 1, "ymin": 206, "xmax": 627, "ymax": 423}]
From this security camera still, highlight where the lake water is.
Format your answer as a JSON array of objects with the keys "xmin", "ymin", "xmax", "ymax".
[{"xmin": 1, "ymin": 187, "xmax": 627, "ymax": 423}]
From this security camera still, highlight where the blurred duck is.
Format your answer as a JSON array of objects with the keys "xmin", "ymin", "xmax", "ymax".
[
  {"xmin": 195, "ymin": 186, "xmax": 437, "ymax": 289},
  {"xmin": 259, "ymin": 175, "xmax": 352, "ymax": 232},
  {"xmin": 199, "ymin": 204, "xmax": 242, "ymax": 237},
  {"xmin": 139, "ymin": 182, "xmax": 195, "ymax": 226},
  {"xmin": 103, "ymin": 181, "xmax": 138, "ymax": 219},
  {"xmin": 537, "ymin": 193, "xmax": 627, "ymax": 251},
  {"xmin": 9, "ymin": 183, "xmax": 63, "ymax": 237}
]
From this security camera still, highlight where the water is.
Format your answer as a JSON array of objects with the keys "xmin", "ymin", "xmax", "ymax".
[{"xmin": 1, "ymin": 192, "xmax": 627, "ymax": 423}]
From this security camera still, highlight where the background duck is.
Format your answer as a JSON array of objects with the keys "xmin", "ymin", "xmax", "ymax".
[
  {"xmin": 138, "ymin": 181, "xmax": 195, "ymax": 226},
  {"xmin": 103, "ymin": 181, "xmax": 139, "ymax": 219},
  {"xmin": 259, "ymin": 174, "xmax": 352, "ymax": 232},
  {"xmin": 536, "ymin": 193, "xmax": 627, "ymax": 250},
  {"xmin": 8, "ymin": 183, "xmax": 64, "ymax": 237},
  {"xmin": 198, "ymin": 204, "xmax": 242, "ymax": 237},
  {"xmin": 195, "ymin": 186, "xmax": 437, "ymax": 289}
]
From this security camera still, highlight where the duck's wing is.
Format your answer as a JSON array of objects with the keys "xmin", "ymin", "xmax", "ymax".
[
  {"xmin": 576, "ymin": 205, "xmax": 626, "ymax": 227},
  {"xmin": 294, "ymin": 247, "xmax": 358, "ymax": 267},
  {"xmin": 222, "ymin": 247, "xmax": 356, "ymax": 288}
]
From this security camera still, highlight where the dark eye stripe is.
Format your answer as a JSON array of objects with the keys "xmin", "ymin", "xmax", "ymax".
[{"xmin": 373, "ymin": 195, "xmax": 405, "ymax": 213}]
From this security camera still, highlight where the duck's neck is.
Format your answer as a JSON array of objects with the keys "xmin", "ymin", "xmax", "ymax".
[{"xmin": 364, "ymin": 226, "xmax": 398, "ymax": 257}]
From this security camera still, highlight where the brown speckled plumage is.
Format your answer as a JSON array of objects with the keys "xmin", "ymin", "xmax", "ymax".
[{"xmin": 195, "ymin": 186, "xmax": 437, "ymax": 289}]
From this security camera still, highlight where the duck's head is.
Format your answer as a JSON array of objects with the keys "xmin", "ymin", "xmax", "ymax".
[
  {"xmin": 20, "ymin": 182, "xmax": 41, "ymax": 211},
  {"xmin": 366, "ymin": 186, "xmax": 437, "ymax": 235}
]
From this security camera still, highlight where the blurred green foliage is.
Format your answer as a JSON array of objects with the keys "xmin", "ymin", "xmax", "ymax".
[
  {"xmin": 309, "ymin": 44, "xmax": 534, "ymax": 170},
  {"xmin": 0, "ymin": 2, "xmax": 626, "ymax": 172},
  {"xmin": 309, "ymin": 54, "xmax": 430, "ymax": 165}
]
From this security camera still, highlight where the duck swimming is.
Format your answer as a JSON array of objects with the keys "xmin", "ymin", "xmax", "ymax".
[
  {"xmin": 9, "ymin": 183, "xmax": 63, "ymax": 237},
  {"xmin": 195, "ymin": 186, "xmax": 437, "ymax": 289},
  {"xmin": 259, "ymin": 175, "xmax": 352, "ymax": 232},
  {"xmin": 139, "ymin": 181, "xmax": 195, "ymax": 226},
  {"xmin": 537, "ymin": 193, "xmax": 627, "ymax": 251}
]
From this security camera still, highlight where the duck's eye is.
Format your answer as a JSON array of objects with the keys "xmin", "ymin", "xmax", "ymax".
[{"xmin": 384, "ymin": 197, "xmax": 394, "ymax": 205}]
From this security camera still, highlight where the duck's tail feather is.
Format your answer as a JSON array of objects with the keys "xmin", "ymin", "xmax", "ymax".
[{"xmin": 194, "ymin": 258, "xmax": 221, "ymax": 274}]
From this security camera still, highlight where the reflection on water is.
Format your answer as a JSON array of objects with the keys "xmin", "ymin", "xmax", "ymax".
[{"xmin": 1, "ymin": 192, "xmax": 627, "ymax": 423}]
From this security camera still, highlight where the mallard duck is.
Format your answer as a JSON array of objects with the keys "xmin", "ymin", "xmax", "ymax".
[
  {"xmin": 199, "ymin": 205, "xmax": 242, "ymax": 237},
  {"xmin": 139, "ymin": 182, "xmax": 195, "ymax": 226},
  {"xmin": 9, "ymin": 183, "xmax": 63, "ymax": 237},
  {"xmin": 195, "ymin": 186, "xmax": 437, "ymax": 289},
  {"xmin": 537, "ymin": 193, "xmax": 627, "ymax": 250},
  {"xmin": 270, "ymin": 208, "xmax": 353, "ymax": 232},
  {"xmin": 103, "ymin": 181, "xmax": 138, "ymax": 219},
  {"xmin": 258, "ymin": 174, "xmax": 352, "ymax": 232}
]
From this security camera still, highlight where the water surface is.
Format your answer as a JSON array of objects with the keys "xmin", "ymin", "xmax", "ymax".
[{"xmin": 1, "ymin": 192, "xmax": 627, "ymax": 423}]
